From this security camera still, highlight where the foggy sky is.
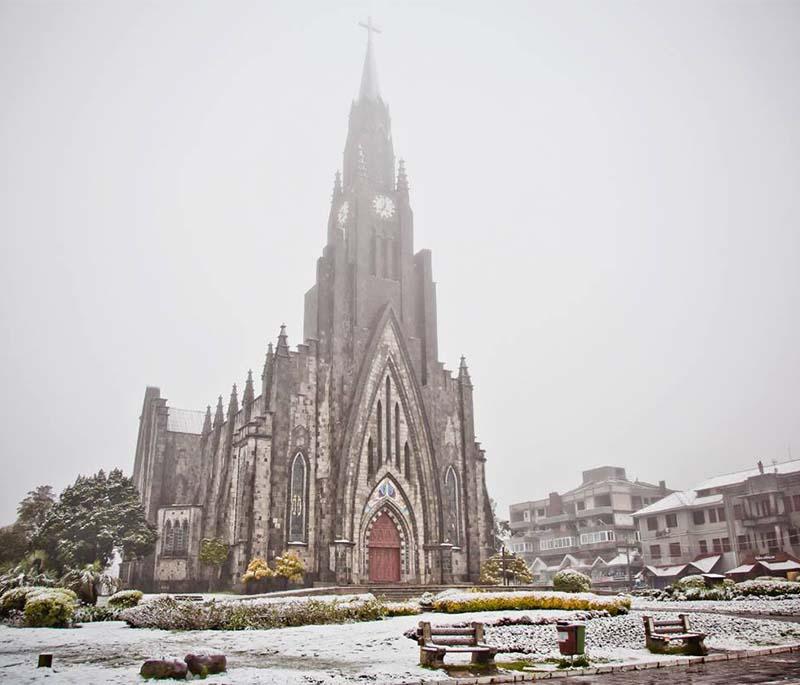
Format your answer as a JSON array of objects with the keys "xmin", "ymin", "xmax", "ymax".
[{"xmin": 1, "ymin": 0, "xmax": 798, "ymax": 526}]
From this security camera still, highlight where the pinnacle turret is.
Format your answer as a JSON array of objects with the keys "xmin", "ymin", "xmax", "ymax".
[
  {"xmin": 458, "ymin": 355, "xmax": 472, "ymax": 387},
  {"xmin": 227, "ymin": 383, "xmax": 239, "ymax": 418},
  {"xmin": 213, "ymin": 395, "xmax": 224, "ymax": 428},
  {"xmin": 276, "ymin": 324, "xmax": 290, "ymax": 357},
  {"xmin": 243, "ymin": 370, "xmax": 255, "ymax": 406},
  {"xmin": 332, "ymin": 170, "xmax": 342, "ymax": 199},
  {"xmin": 202, "ymin": 405, "xmax": 212, "ymax": 436}
]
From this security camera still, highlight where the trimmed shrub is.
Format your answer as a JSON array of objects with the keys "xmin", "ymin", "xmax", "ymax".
[
  {"xmin": 431, "ymin": 590, "xmax": 630, "ymax": 615},
  {"xmin": 73, "ymin": 604, "xmax": 121, "ymax": 623},
  {"xmin": 242, "ymin": 557, "xmax": 273, "ymax": 584},
  {"xmin": 735, "ymin": 578, "xmax": 800, "ymax": 597},
  {"xmin": 273, "ymin": 551, "xmax": 305, "ymax": 582},
  {"xmin": 674, "ymin": 575, "xmax": 706, "ymax": 591},
  {"xmin": 553, "ymin": 569, "xmax": 592, "ymax": 593},
  {"xmin": 24, "ymin": 590, "xmax": 76, "ymax": 627},
  {"xmin": 382, "ymin": 601, "xmax": 422, "ymax": 617},
  {"xmin": 108, "ymin": 589, "xmax": 143, "ymax": 609}
]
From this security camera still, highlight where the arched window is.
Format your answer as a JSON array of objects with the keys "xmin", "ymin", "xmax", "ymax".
[
  {"xmin": 370, "ymin": 229, "xmax": 377, "ymax": 276},
  {"xmin": 393, "ymin": 240, "xmax": 401, "ymax": 280},
  {"xmin": 444, "ymin": 466, "xmax": 461, "ymax": 546},
  {"xmin": 404, "ymin": 442, "xmax": 411, "ymax": 479},
  {"xmin": 385, "ymin": 377, "xmax": 391, "ymax": 462},
  {"xmin": 289, "ymin": 452, "xmax": 308, "ymax": 542},
  {"xmin": 394, "ymin": 403, "xmax": 401, "ymax": 470},
  {"xmin": 175, "ymin": 519, "xmax": 189, "ymax": 554},
  {"xmin": 368, "ymin": 437, "xmax": 375, "ymax": 479},
  {"xmin": 163, "ymin": 520, "xmax": 175, "ymax": 555},
  {"xmin": 384, "ymin": 237, "xmax": 391, "ymax": 278},
  {"xmin": 376, "ymin": 400, "xmax": 383, "ymax": 462}
]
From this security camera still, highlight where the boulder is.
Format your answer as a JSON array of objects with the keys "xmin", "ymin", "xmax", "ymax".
[
  {"xmin": 184, "ymin": 653, "xmax": 227, "ymax": 676},
  {"xmin": 140, "ymin": 659, "xmax": 188, "ymax": 680}
]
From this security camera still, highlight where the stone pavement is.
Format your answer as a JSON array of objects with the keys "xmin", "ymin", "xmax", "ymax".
[{"xmin": 556, "ymin": 652, "xmax": 800, "ymax": 683}]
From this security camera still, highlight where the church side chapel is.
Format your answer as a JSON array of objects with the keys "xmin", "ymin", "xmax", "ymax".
[{"xmin": 123, "ymin": 21, "xmax": 495, "ymax": 592}]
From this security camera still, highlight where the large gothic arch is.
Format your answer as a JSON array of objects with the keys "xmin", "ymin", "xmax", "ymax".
[{"xmin": 334, "ymin": 307, "xmax": 444, "ymax": 578}]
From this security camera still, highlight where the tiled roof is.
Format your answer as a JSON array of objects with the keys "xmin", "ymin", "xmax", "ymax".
[{"xmin": 167, "ymin": 407, "xmax": 206, "ymax": 434}]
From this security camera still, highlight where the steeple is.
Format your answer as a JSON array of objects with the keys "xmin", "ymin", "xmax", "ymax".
[
  {"xmin": 213, "ymin": 395, "xmax": 224, "ymax": 429},
  {"xmin": 358, "ymin": 17, "xmax": 381, "ymax": 102}
]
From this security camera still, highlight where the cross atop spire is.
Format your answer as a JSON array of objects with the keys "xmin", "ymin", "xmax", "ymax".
[{"xmin": 358, "ymin": 16, "xmax": 381, "ymax": 101}]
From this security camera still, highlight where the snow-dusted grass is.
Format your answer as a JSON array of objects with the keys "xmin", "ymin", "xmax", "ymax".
[{"xmin": 2, "ymin": 608, "xmax": 798, "ymax": 683}]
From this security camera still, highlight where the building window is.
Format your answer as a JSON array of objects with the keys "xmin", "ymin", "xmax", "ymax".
[
  {"xmin": 595, "ymin": 494, "xmax": 612, "ymax": 507},
  {"xmin": 712, "ymin": 538, "xmax": 722, "ymax": 553},
  {"xmin": 576, "ymin": 500, "xmax": 585, "ymax": 511},
  {"xmin": 665, "ymin": 513, "xmax": 677, "ymax": 528},
  {"xmin": 650, "ymin": 544, "xmax": 662, "ymax": 559},
  {"xmin": 385, "ymin": 377, "xmax": 392, "ymax": 462},
  {"xmin": 721, "ymin": 537, "xmax": 731, "ymax": 553},
  {"xmin": 699, "ymin": 539, "xmax": 708, "ymax": 554},
  {"xmin": 540, "ymin": 536, "xmax": 575, "ymax": 551},
  {"xmin": 368, "ymin": 437, "xmax": 375, "ymax": 479},
  {"xmin": 793, "ymin": 495, "xmax": 800, "ymax": 511},
  {"xmin": 579, "ymin": 530, "xmax": 616, "ymax": 545},
  {"xmin": 669, "ymin": 542, "xmax": 681, "ymax": 557},
  {"xmin": 444, "ymin": 466, "xmax": 460, "ymax": 546},
  {"xmin": 631, "ymin": 495, "xmax": 643, "ymax": 510},
  {"xmin": 537, "ymin": 508, "xmax": 545, "ymax": 517},
  {"xmin": 708, "ymin": 508, "xmax": 717, "ymax": 523},
  {"xmin": 376, "ymin": 400, "xmax": 383, "ymax": 461},
  {"xmin": 737, "ymin": 534, "xmax": 749, "ymax": 552},
  {"xmin": 717, "ymin": 507, "xmax": 726, "ymax": 521},
  {"xmin": 289, "ymin": 452, "xmax": 308, "ymax": 542},
  {"xmin": 523, "ymin": 510, "xmax": 530, "ymax": 522},
  {"xmin": 692, "ymin": 510, "xmax": 705, "ymax": 525},
  {"xmin": 734, "ymin": 504, "xmax": 744, "ymax": 519},
  {"xmin": 403, "ymin": 441, "xmax": 411, "ymax": 479},
  {"xmin": 647, "ymin": 517, "xmax": 658, "ymax": 531}
]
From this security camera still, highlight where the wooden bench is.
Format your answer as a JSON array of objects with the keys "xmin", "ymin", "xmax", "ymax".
[
  {"xmin": 642, "ymin": 614, "xmax": 707, "ymax": 656},
  {"xmin": 417, "ymin": 621, "xmax": 497, "ymax": 668}
]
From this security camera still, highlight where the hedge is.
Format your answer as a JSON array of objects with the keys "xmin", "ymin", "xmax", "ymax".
[{"xmin": 431, "ymin": 590, "xmax": 631, "ymax": 616}]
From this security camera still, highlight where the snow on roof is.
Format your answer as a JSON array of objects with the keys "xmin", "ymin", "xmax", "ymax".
[
  {"xmin": 761, "ymin": 560, "xmax": 800, "ymax": 571},
  {"xmin": 645, "ymin": 564, "xmax": 687, "ymax": 577},
  {"xmin": 606, "ymin": 553, "xmax": 634, "ymax": 567},
  {"xmin": 690, "ymin": 555, "xmax": 721, "ymax": 573},
  {"xmin": 633, "ymin": 490, "xmax": 722, "ymax": 516},
  {"xmin": 694, "ymin": 458, "xmax": 800, "ymax": 492},
  {"xmin": 167, "ymin": 408, "xmax": 206, "ymax": 434},
  {"xmin": 726, "ymin": 563, "xmax": 755, "ymax": 575}
]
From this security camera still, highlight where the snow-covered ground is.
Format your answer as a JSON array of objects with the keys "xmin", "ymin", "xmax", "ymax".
[
  {"xmin": 632, "ymin": 596, "xmax": 800, "ymax": 616},
  {"xmin": 1, "ymin": 609, "xmax": 799, "ymax": 684}
]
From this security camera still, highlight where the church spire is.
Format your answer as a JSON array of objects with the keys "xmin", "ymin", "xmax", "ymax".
[
  {"xmin": 202, "ymin": 405, "xmax": 212, "ymax": 436},
  {"xmin": 227, "ymin": 383, "xmax": 239, "ymax": 418},
  {"xmin": 458, "ymin": 355, "xmax": 472, "ymax": 387},
  {"xmin": 213, "ymin": 395, "xmax": 224, "ymax": 429},
  {"xmin": 276, "ymin": 324, "xmax": 289, "ymax": 357},
  {"xmin": 358, "ymin": 17, "xmax": 381, "ymax": 102},
  {"xmin": 243, "ymin": 369, "xmax": 254, "ymax": 406}
]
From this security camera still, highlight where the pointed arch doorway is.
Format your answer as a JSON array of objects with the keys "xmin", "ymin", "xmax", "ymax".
[{"xmin": 368, "ymin": 511, "xmax": 401, "ymax": 582}]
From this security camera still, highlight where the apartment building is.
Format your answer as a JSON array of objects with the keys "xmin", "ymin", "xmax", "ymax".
[
  {"xmin": 509, "ymin": 466, "xmax": 671, "ymax": 584},
  {"xmin": 634, "ymin": 458, "xmax": 800, "ymax": 585}
]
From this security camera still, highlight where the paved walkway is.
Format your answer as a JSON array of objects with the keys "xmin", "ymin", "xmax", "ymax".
[{"xmin": 557, "ymin": 652, "xmax": 800, "ymax": 683}]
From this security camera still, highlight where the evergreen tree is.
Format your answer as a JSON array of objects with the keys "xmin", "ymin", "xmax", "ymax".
[
  {"xmin": 0, "ymin": 524, "xmax": 27, "ymax": 568},
  {"xmin": 36, "ymin": 469, "xmax": 156, "ymax": 572},
  {"xmin": 479, "ymin": 550, "xmax": 533, "ymax": 585},
  {"xmin": 17, "ymin": 485, "xmax": 55, "ymax": 543},
  {"xmin": 198, "ymin": 537, "xmax": 229, "ymax": 591}
]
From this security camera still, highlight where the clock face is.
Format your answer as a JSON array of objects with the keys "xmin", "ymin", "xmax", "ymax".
[
  {"xmin": 372, "ymin": 194, "xmax": 395, "ymax": 219},
  {"xmin": 337, "ymin": 200, "xmax": 349, "ymax": 228}
]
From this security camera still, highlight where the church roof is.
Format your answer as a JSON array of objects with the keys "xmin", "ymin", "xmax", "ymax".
[{"xmin": 167, "ymin": 407, "xmax": 206, "ymax": 434}]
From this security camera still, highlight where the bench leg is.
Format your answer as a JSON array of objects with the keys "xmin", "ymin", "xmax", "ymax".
[
  {"xmin": 471, "ymin": 651, "xmax": 495, "ymax": 666},
  {"xmin": 685, "ymin": 637, "xmax": 707, "ymax": 657},
  {"xmin": 420, "ymin": 649, "xmax": 445, "ymax": 668}
]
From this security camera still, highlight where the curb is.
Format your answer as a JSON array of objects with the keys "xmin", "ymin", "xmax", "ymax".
[{"xmin": 394, "ymin": 643, "xmax": 800, "ymax": 684}]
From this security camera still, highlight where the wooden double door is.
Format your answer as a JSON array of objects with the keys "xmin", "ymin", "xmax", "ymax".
[{"xmin": 368, "ymin": 511, "xmax": 401, "ymax": 582}]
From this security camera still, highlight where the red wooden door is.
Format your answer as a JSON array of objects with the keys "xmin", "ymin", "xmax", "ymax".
[{"xmin": 368, "ymin": 512, "xmax": 401, "ymax": 582}]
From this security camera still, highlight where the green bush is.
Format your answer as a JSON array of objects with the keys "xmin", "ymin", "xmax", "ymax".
[
  {"xmin": 73, "ymin": 604, "xmax": 121, "ymax": 623},
  {"xmin": 23, "ymin": 590, "xmax": 75, "ymax": 627},
  {"xmin": 553, "ymin": 569, "xmax": 592, "ymax": 593},
  {"xmin": 108, "ymin": 589, "xmax": 143, "ymax": 608},
  {"xmin": 0, "ymin": 586, "xmax": 36, "ymax": 616},
  {"xmin": 735, "ymin": 579, "xmax": 800, "ymax": 597},
  {"xmin": 431, "ymin": 590, "xmax": 630, "ymax": 616},
  {"xmin": 673, "ymin": 575, "xmax": 707, "ymax": 591},
  {"xmin": 382, "ymin": 600, "xmax": 422, "ymax": 617}
]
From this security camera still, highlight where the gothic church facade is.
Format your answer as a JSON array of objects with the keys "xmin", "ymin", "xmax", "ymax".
[{"xmin": 124, "ymin": 29, "xmax": 495, "ymax": 591}]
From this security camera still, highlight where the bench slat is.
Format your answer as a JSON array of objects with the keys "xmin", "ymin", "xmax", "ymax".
[
  {"xmin": 429, "ymin": 637, "xmax": 478, "ymax": 646},
  {"xmin": 421, "ymin": 646, "xmax": 493, "ymax": 653},
  {"xmin": 429, "ymin": 627, "xmax": 475, "ymax": 636}
]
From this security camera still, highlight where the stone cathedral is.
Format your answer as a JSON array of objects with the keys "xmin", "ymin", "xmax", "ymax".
[{"xmin": 124, "ymin": 26, "xmax": 495, "ymax": 592}]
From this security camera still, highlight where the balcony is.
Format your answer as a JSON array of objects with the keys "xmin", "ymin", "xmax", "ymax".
[{"xmin": 742, "ymin": 513, "xmax": 789, "ymax": 528}]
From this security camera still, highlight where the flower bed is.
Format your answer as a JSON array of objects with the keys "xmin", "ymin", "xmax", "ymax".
[
  {"xmin": 120, "ymin": 593, "xmax": 386, "ymax": 630},
  {"xmin": 431, "ymin": 590, "xmax": 631, "ymax": 615}
]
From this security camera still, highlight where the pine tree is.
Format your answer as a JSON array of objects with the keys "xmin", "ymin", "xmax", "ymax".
[
  {"xmin": 36, "ymin": 469, "xmax": 157, "ymax": 573},
  {"xmin": 479, "ymin": 550, "xmax": 533, "ymax": 585},
  {"xmin": 17, "ymin": 485, "xmax": 55, "ymax": 543}
]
